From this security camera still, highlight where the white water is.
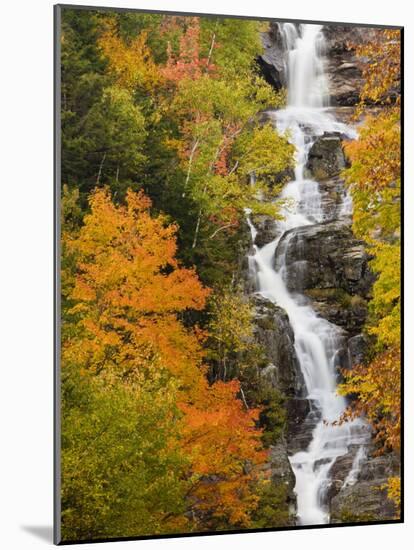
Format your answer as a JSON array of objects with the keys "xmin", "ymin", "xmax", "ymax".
[
  {"xmin": 247, "ymin": 23, "xmax": 368, "ymax": 525},
  {"xmin": 343, "ymin": 446, "xmax": 368, "ymax": 488}
]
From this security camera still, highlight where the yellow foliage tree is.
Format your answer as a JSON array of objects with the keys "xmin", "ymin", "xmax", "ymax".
[
  {"xmin": 339, "ymin": 28, "xmax": 401, "ymax": 512},
  {"xmin": 98, "ymin": 23, "xmax": 161, "ymax": 92}
]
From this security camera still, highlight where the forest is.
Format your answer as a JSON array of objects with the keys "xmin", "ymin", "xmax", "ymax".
[{"xmin": 59, "ymin": 8, "xmax": 401, "ymax": 541}]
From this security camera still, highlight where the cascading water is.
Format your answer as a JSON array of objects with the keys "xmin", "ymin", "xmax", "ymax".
[{"xmin": 247, "ymin": 23, "xmax": 369, "ymax": 525}]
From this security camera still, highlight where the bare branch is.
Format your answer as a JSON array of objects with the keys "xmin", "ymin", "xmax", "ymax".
[{"xmin": 208, "ymin": 222, "xmax": 238, "ymax": 240}]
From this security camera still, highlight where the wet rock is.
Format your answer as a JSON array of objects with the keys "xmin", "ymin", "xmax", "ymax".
[
  {"xmin": 305, "ymin": 134, "xmax": 346, "ymax": 180},
  {"xmin": 251, "ymin": 214, "xmax": 281, "ymax": 248},
  {"xmin": 306, "ymin": 290, "xmax": 369, "ymax": 336},
  {"xmin": 253, "ymin": 295, "xmax": 305, "ymax": 396},
  {"xmin": 330, "ymin": 445, "xmax": 360, "ymax": 484},
  {"xmin": 318, "ymin": 176, "xmax": 347, "ymax": 220},
  {"xmin": 287, "ymin": 405, "xmax": 321, "ymax": 455},
  {"xmin": 326, "ymin": 479, "xmax": 344, "ymax": 502},
  {"xmin": 275, "ymin": 219, "xmax": 374, "ymax": 334},
  {"xmin": 239, "ymin": 215, "xmax": 264, "ymax": 294},
  {"xmin": 287, "ymin": 397, "xmax": 312, "ymax": 425},
  {"xmin": 277, "ymin": 219, "xmax": 373, "ymax": 294},
  {"xmin": 347, "ymin": 333, "xmax": 370, "ymax": 367},
  {"xmin": 314, "ymin": 457, "xmax": 333, "ymax": 470},
  {"xmin": 358, "ymin": 449, "xmax": 400, "ymax": 482},
  {"xmin": 333, "ymin": 346, "xmax": 352, "ymax": 377},
  {"xmin": 330, "ymin": 447, "xmax": 400, "ymax": 522}
]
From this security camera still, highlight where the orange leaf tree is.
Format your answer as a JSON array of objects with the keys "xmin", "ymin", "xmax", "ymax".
[
  {"xmin": 63, "ymin": 187, "xmax": 267, "ymax": 531},
  {"xmin": 180, "ymin": 379, "xmax": 266, "ymax": 529}
]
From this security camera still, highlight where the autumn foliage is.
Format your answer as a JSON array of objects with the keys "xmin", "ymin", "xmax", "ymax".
[
  {"xmin": 181, "ymin": 379, "xmax": 266, "ymax": 528},
  {"xmin": 62, "ymin": 187, "xmax": 267, "ymax": 537},
  {"xmin": 98, "ymin": 23, "xmax": 161, "ymax": 91},
  {"xmin": 356, "ymin": 30, "xmax": 401, "ymax": 105},
  {"xmin": 162, "ymin": 17, "xmax": 214, "ymax": 83},
  {"xmin": 339, "ymin": 28, "xmax": 401, "ymax": 510},
  {"xmin": 59, "ymin": 8, "xmax": 401, "ymax": 537}
]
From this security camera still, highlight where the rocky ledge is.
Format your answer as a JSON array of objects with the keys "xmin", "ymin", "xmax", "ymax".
[
  {"xmin": 252, "ymin": 294, "xmax": 304, "ymax": 398},
  {"xmin": 275, "ymin": 218, "xmax": 374, "ymax": 335},
  {"xmin": 330, "ymin": 446, "xmax": 400, "ymax": 522}
]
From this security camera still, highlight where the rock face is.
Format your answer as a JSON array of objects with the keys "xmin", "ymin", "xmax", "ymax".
[
  {"xmin": 252, "ymin": 294, "xmax": 319, "ymax": 458},
  {"xmin": 275, "ymin": 219, "xmax": 374, "ymax": 337},
  {"xmin": 276, "ymin": 219, "xmax": 373, "ymax": 306},
  {"xmin": 324, "ymin": 25, "xmax": 400, "ymax": 107},
  {"xmin": 305, "ymin": 134, "xmax": 347, "ymax": 181},
  {"xmin": 323, "ymin": 26, "xmax": 369, "ymax": 106},
  {"xmin": 248, "ymin": 294, "xmax": 304, "ymax": 521},
  {"xmin": 257, "ymin": 24, "xmax": 286, "ymax": 90},
  {"xmin": 250, "ymin": 214, "xmax": 281, "ymax": 248},
  {"xmin": 258, "ymin": 24, "xmax": 400, "ymax": 107},
  {"xmin": 330, "ymin": 448, "xmax": 400, "ymax": 522},
  {"xmin": 269, "ymin": 439, "xmax": 296, "ymax": 486},
  {"xmin": 252, "ymin": 295, "xmax": 304, "ymax": 397},
  {"xmin": 256, "ymin": 438, "xmax": 297, "ymax": 526}
]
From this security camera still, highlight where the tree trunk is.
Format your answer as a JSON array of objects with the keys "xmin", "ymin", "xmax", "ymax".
[
  {"xmin": 182, "ymin": 139, "xmax": 199, "ymax": 198},
  {"xmin": 96, "ymin": 152, "xmax": 107, "ymax": 185}
]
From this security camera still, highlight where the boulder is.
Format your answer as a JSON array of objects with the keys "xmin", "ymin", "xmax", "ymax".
[
  {"xmin": 305, "ymin": 134, "xmax": 346, "ymax": 180},
  {"xmin": 276, "ymin": 219, "xmax": 373, "ymax": 295},
  {"xmin": 287, "ymin": 403, "xmax": 320, "ymax": 455}
]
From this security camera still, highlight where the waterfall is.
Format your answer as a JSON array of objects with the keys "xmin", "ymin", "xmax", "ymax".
[{"xmin": 247, "ymin": 23, "xmax": 368, "ymax": 525}]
